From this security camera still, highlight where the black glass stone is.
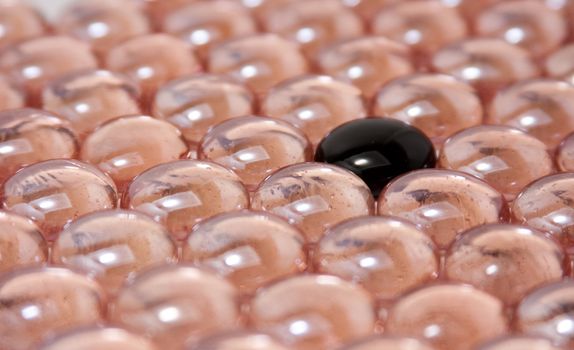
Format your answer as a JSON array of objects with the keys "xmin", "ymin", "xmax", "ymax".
[{"xmin": 315, "ymin": 117, "xmax": 436, "ymax": 197}]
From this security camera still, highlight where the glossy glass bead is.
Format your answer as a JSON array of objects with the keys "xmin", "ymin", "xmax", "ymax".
[
  {"xmin": 39, "ymin": 328, "xmax": 159, "ymax": 350},
  {"xmin": 42, "ymin": 70, "xmax": 141, "ymax": 140},
  {"xmin": 0, "ymin": 211, "xmax": 46, "ymax": 273},
  {"xmin": 124, "ymin": 160, "xmax": 249, "ymax": 241},
  {"xmin": 198, "ymin": 116, "xmax": 312, "ymax": 190},
  {"xmin": 476, "ymin": 335, "xmax": 565, "ymax": 350},
  {"xmin": 386, "ymin": 284, "xmax": 508, "ymax": 350},
  {"xmin": 110, "ymin": 265, "xmax": 240, "ymax": 349},
  {"xmin": 0, "ymin": 77, "xmax": 24, "ymax": 110},
  {"xmin": 137, "ymin": 0, "xmax": 197, "ymax": 29},
  {"xmin": 0, "ymin": 3, "xmax": 44, "ymax": 50},
  {"xmin": 52, "ymin": 210, "xmax": 176, "ymax": 294},
  {"xmin": 315, "ymin": 118, "xmax": 436, "ymax": 197},
  {"xmin": 378, "ymin": 169, "xmax": 508, "ymax": 249},
  {"xmin": 0, "ymin": 267, "xmax": 106, "ymax": 350},
  {"xmin": 251, "ymin": 162, "xmax": 375, "ymax": 243},
  {"xmin": 340, "ymin": 336, "xmax": 436, "ymax": 350},
  {"xmin": 371, "ymin": 73, "xmax": 483, "ymax": 145},
  {"xmin": 439, "ymin": 0, "xmax": 501, "ymax": 24},
  {"xmin": 340, "ymin": 0, "xmax": 399, "ymax": 21},
  {"xmin": 438, "ymin": 125, "xmax": 553, "ymax": 200},
  {"xmin": 2, "ymin": 159, "xmax": 118, "ymax": 240},
  {"xmin": 188, "ymin": 331, "xmax": 290, "ymax": 350},
  {"xmin": 545, "ymin": 43, "xmax": 574, "ymax": 85},
  {"xmin": 249, "ymin": 274, "xmax": 375, "ymax": 350},
  {"xmin": 557, "ymin": 133, "xmax": 574, "ymax": 171},
  {"xmin": 80, "ymin": 116, "xmax": 188, "ymax": 193},
  {"xmin": 230, "ymin": 0, "xmax": 296, "ymax": 22},
  {"xmin": 315, "ymin": 216, "xmax": 439, "ymax": 300}
]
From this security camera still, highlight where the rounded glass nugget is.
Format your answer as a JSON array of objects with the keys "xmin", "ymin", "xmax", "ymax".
[
  {"xmin": 39, "ymin": 328, "xmax": 158, "ymax": 350},
  {"xmin": 188, "ymin": 331, "xmax": 290, "ymax": 350},
  {"xmin": 545, "ymin": 43, "xmax": 574, "ymax": 85},
  {"xmin": 0, "ymin": 78, "xmax": 24, "ymax": 110},
  {"xmin": 182, "ymin": 210, "xmax": 306, "ymax": 293},
  {"xmin": 250, "ymin": 274, "xmax": 375, "ymax": 350},
  {"xmin": 52, "ymin": 210, "xmax": 176, "ymax": 294},
  {"xmin": 251, "ymin": 162, "xmax": 375, "ymax": 243},
  {"xmin": 111, "ymin": 265, "xmax": 240, "ymax": 349},
  {"xmin": 2, "ymin": 159, "xmax": 118, "ymax": 241},
  {"xmin": 198, "ymin": 116, "xmax": 312, "ymax": 190},
  {"xmin": 0, "ymin": 211, "xmax": 46, "ymax": 273},
  {"xmin": 0, "ymin": 267, "xmax": 106, "ymax": 350},
  {"xmin": 0, "ymin": 3, "xmax": 44, "ymax": 50}
]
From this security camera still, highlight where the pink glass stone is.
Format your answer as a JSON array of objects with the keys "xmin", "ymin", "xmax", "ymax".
[
  {"xmin": 251, "ymin": 163, "xmax": 375, "ymax": 243},
  {"xmin": 42, "ymin": 70, "xmax": 141, "ymax": 140},
  {"xmin": 152, "ymin": 74, "xmax": 255, "ymax": 146},
  {"xmin": 516, "ymin": 279, "xmax": 574, "ymax": 347},
  {"xmin": 80, "ymin": 116, "xmax": 188, "ymax": 193},
  {"xmin": 230, "ymin": 0, "xmax": 296, "ymax": 22},
  {"xmin": 249, "ymin": 274, "xmax": 375, "ymax": 350},
  {"xmin": 2, "ymin": 159, "xmax": 118, "ymax": 241},
  {"xmin": 137, "ymin": 0, "xmax": 198, "ymax": 29},
  {"xmin": 0, "ymin": 108, "xmax": 78, "ymax": 184},
  {"xmin": 0, "ymin": 267, "xmax": 106, "ymax": 350},
  {"xmin": 160, "ymin": 0, "xmax": 257, "ymax": 60},
  {"xmin": 110, "ymin": 265, "xmax": 240, "ymax": 348},
  {"xmin": 54, "ymin": 0, "xmax": 150, "ymax": 57},
  {"xmin": 260, "ymin": 75, "xmax": 367, "ymax": 145},
  {"xmin": 557, "ymin": 132, "xmax": 574, "ymax": 171},
  {"xmin": 315, "ymin": 36, "xmax": 414, "ymax": 99},
  {"xmin": 52, "ymin": 210, "xmax": 176, "ymax": 294},
  {"xmin": 124, "ymin": 160, "xmax": 249, "ymax": 241},
  {"xmin": 431, "ymin": 38, "xmax": 540, "ymax": 103},
  {"xmin": 207, "ymin": 34, "xmax": 308, "ymax": 96},
  {"xmin": 386, "ymin": 284, "xmax": 508, "ymax": 350},
  {"xmin": 0, "ymin": 3, "xmax": 44, "ymax": 50},
  {"xmin": 545, "ymin": 43, "xmax": 574, "ymax": 85},
  {"xmin": 105, "ymin": 34, "xmax": 201, "ymax": 104},
  {"xmin": 438, "ymin": 125, "xmax": 553, "ymax": 200},
  {"xmin": 315, "ymin": 216, "xmax": 439, "ymax": 300},
  {"xmin": 487, "ymin": 79, "xmax": 574, "ymax": 149},
  {"xmin": 0, "ymin": 78, "xmax": 24, "ymax": 110},
  {"xmin": 476, "ymin": 335, "xmax": 565, "ymax": 350},
  {"xmin": 512, "ymin": 173, "xmax": 574, "ymax": 253},
  {"xmin": 378, "ymin": 169, "xmax": 508, "ymax": 249},
  {"xmin": 189, "ymin": 331, "xmax": 290, "ymax": 350},
  {"xmin": 371, "ymin": 73, "xmax": 483, "ymax": 145},
  {"xmin": 198, "ymin": 116, "xmax": 313, "ymax": 189},
  {"xmin": 340, "ymin": 0, "xmax": 399, "ymax": 21},
  {"xmin": 182, "ymin": 210, "xmax": 307, "ymax": 293},
  {"xmin": 340, "ymin": 336, "xmax": 436, "ymax": 350},
  {"xmin": 440, "ymin": 0, "xmax": 501, "ymax": 24},
  {"xmin": 261, "ymin": 0, "xmax": 364, "ymax": 58},
  {"xmin": 372, "ymin": 1, "xmax": 467, "ymax": 67},
  {"xmin": 445, "ymin": 224, "xmax": 566, "ymax": 305},
  {"xmin": 39, "ymin": 328, "xmax": 159, "ymax": 350},
  {"xmin": 0, "ymin": 36, "xmax": 98, "ymax": 105},
  {"xmin": 475, "ymin": 0, "xmax": 567, "ymax": 59},
  {"xmin": 0, "ymin": 211, "xmax": 46, "ymax": 273}
]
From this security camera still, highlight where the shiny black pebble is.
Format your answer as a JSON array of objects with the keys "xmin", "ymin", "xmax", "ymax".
[{"xmin": 315, "ymin": 117, "xmax": 436, "ymax": 197}]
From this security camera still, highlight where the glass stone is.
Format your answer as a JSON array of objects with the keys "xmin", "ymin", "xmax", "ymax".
[{"xmin": 0, "ymin": 210, "xmax": 47, "ymax": 273}]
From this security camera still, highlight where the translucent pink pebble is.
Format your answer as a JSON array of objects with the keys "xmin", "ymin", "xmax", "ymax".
[
  {"xmin": 249, "ymin": 274, "xmax": 375, "ymax": 350},
  {"xmin": 39, "ymin": 327, "xmax": 159, "ymax": 350},
  {"xmin": 152, "ymin": 74, "xmax": 255, "ymax": 146},
  {"xmin": 315, "ymin": 216, "xmax": 439, "ymax": 300},
  {"xmin": 0, "ymin": 3, "xmax": 44, "ymax": 50},
  {"xmin": 487, "ymin": 79, "xmax": 574, "ymax": 149},
  {"xmin": 385, "ymin": 284, "xmax": 508, "ymax": 350},
  {"xmin": 445, "ymin": 224, "xmax": 566, "ymax": 305},
  {"xmin": 124, "ymin": 160, "xmax": 249, "ymax": 241},
  {"xmin": 137, "ymin": 0, "xmax": 198, "ymax": 28},
  {"xmin": 516, "ymin": 279, "xmax": 574, "ymax": 347},
  {"xmin": 80, "ymin": 115, "xmax": 188, "ymax": 193},
  {"xmin": 182, "ymin": 210, "xmax": 306, "ymax": 293},
  {"xmin": 557, "ymin": 133, "xmax": 574, "ymax": 171},
  {"xmin": 2, "ymin": 159, "xmax": 118, "ymax": 240},
  {"xmin": 476, "ymin": 335, "xmax": 565, "ymax": 350},
  {"xmin": 475, "ymin": 0, "xmax": 567, "ymax": 58},
  {"xmin": 229, "ymin": 0, "xmax": 296, "ymax": 22},
  {"xmin": 188, "ymin": 331, "xmax": 290, "ymax": 350},
  {"xmin": 110, "ymin": 265, "xmax": 240, "ymax": 349},
  {"xmin": 0, "ymin": 77, "xmax": 24, "ymax": 110},
  {"xmin": 0, "ymin": 267, "xmax": 106, "ymax": 350},
  {"xmin": 251, "ymin": 163, "xmax": 375, "ymax": 243},
  {"xmin": 207, "ymin": 34, "xmax": 308, "ymax": 96},
  {"xmin": 438, "ymin": 0, "xmax": 501, "ymax": 24},
  {"xmin": 198, "ymin": 116, "xmax": 312, "ymax": 189},
  {"xmin": 161, "ymin": 0, "xmax": 257, "ymax": 59},
  {"xmin": 54, "ymin": 0, "xmax": 150, "ymax": 57},
  {"xmin": 0, "ymin": 108, "xmax": 78, "ymax": 184},
  {"xmin": 261, "ymin": 0, "xmax": 364, "ymax": 58},
  {"xmin": 438, "ymin": 125, "xmax": 553, "ymax": 200},
  {"xmin": 261, "ymin": 75, "xmax": 366, "ymax": 145},
  {"xmin": 378, "ymin": 169, "xmax": 508, "ymax": 249},
  {"xmin": 431, "ymin": 38, "xmax": 540, "ymax": 103},
  {"xmin": 52, "ymin": 210, "xmax": 176, "ymax": 294},
  {"xmin": 105, "ymin": 33, "xmax": 201, "ymax": 104},
  {"xmin": 315, "ymin": 36, "xmax": 414, "ymax": 99},
  {"xmin": 545, "ymin": 43, "xmax": 574, "ymax": 85},
  {"xmin": 512, "ymin": 173, "xmax": 574, "ymax": 253},
  {"xmin": 372, "ymin": 73, "xmax": 483, "ymax": 145},
  {"xmin": 340, "ymin": 0, "xmax": 400, "ymax": 21},
  {"xmin": 0, "ymin": 211, "xmax": 46, "ymax": 273},
  {"xmin": 42, "ymin": 70, "xmax": 141, "ymax": 140},
  {"xmin": 340, "ymin": 336, "xmax": 436, "ymax": 350},
  {"xmin": 0, "ymin": 36, "xmax": 98, "ymax": 105}
]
